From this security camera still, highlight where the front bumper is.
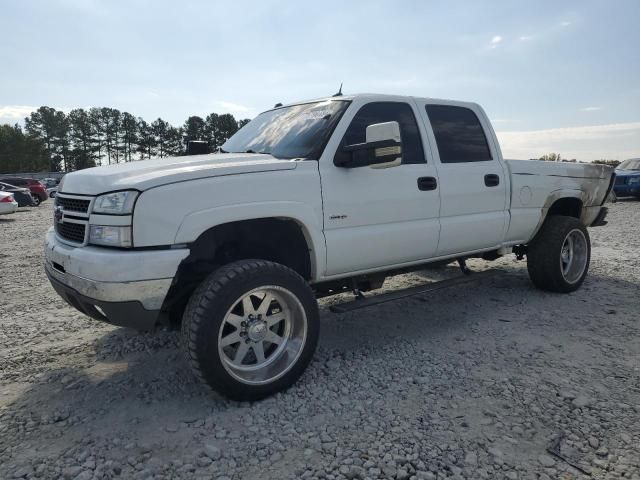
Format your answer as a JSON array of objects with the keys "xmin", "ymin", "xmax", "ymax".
[{"xmin": 44, "ymin": 228, "xmax": 189, "ymax": 330}]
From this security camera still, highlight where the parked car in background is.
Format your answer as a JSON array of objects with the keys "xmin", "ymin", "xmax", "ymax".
[
  {"xmin": 46, "ymin": 186, "xmax": 58, "ymax": 198},
  {"xmin": 613, "ymin": 158, "xmax": 640, "ymax": 199},
  {"xmin": 0, "ymin": 182, "xmax": 35, "ymax": 207},
  {"xmin": 0, "ymin": 191, "xmax": 18, "ymax": 215},
  {"xmin": 42, "ymin": 178, "xmax": 60, "ymax": 188},
  {"xmin": 0, "ymin": 177, "xmax": 48, "ymax": 206}
]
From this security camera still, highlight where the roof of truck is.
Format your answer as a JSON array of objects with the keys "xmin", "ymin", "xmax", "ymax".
[{"xmin": 270, "ymin": 93, "xmax": 479, "ymax": 113}]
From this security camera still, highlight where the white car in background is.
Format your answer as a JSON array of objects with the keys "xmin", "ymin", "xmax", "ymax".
[
  {"xmin": 46, "ymin": 186, "xmax": 58, "ymax": 198},
  {"xmin": 0, "ymin": 191, "xmax": 18, "ymax": 215}
]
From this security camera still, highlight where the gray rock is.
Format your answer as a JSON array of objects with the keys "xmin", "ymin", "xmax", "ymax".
[
  {"xmin": 572, "ymin": 395, "xmax": 592, "ymax": 408},
  {"xmin": 62, "ymin": 466, "xmax": 83, "ymax": 480},
  {"xmin": 538, "ymin": 455, "xmax": 555, "ymax": 467},
  {"xmin": 204, "ymin": 444, "xmax": 222, "ymax": 461}
]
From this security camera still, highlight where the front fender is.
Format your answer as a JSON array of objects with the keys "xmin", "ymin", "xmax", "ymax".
[{"xmin": 174, "ymin": 201, "xmax": 325, "ymax": 280}]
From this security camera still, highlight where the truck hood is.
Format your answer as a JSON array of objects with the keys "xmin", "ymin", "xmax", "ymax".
[{"xmin": 60, "ymin": 153, "xmax": 298, "ymax": 195}]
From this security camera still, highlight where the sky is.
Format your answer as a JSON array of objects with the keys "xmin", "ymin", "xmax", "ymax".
[{"xmin": 1, "ymin": 0, "xmax": 639, "ymax": 161}]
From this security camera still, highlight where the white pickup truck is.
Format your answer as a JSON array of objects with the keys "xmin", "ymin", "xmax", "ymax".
[{"xmin": 45, "ymin": 94, "xmax": 614, "ymax": 400}]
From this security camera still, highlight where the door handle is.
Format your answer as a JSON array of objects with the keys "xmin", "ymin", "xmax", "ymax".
[
  {"xmin": 417, "ymin": 176, "xmax": 437, "ymax": 191},
  {"xmin": 484, "ymin": 174, "xmax": 500, "ymax": 187}
]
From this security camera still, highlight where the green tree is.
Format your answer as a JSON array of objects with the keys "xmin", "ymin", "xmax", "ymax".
[
  {"xmin": 592, "ymin": 159, "xmax": 621, "ymax": 167},
  {"xmin": 152, "ymin": 118, "xmax": 171, "ymax": 157},
  {"xmin": 217, "ymin": 113, "xmax": 239, "ymax": 146},
  {"xmin": 203, "ymin": 113, "xmax": 220, "ymax": 149},
  {"xmin": 203, "ymin": 113, "xmax": 240, "ymax": 150},
  {"xmin": 183, "ymin": 116, "xmax": 206, "ymax": 145},
  {"xmin": 121, "ymin": 112, "xmax": 138, "ymax": 162},
  {"xmin": 89, "ymin": 107, "xmax": 105, "ymax": 165},
  {"xmin": 24, "ymin": 106, "xmax": 68, "ymax": 171},
  {"xmin": 165, "ymin": 126, "xmax": 184, "ymax": 156},
  {"xmin": 136, "ymin": 118, "xmax": 155, "ymax": 159},
  {"xmin": 0, "ymin": 124, "xmax": 48, "ymax": 172},
  {"xmin": 68, "ymin": 108, "xmax": 98, "ymax": 170},
  {"xmin": 100, "ymin": 107, "xmax": 122, "ymax": 164},
  {"xmin": 539, "ymin": 153, "xmax": 562, "ymax": 162}
]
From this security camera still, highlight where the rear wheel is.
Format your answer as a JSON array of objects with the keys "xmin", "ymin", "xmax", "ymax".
[
  {"xmin": 181, "ymin": 259, "xmax": 319, "ymax": 401},
  {"xmin": 31, "ymin": 195, "xmax": 40, "ymax": 206},
  {"xmin": 527, "ymin": 216, "xmax": 590, "ymax": 293}
]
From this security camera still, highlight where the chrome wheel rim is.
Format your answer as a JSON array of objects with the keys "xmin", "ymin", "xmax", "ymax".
[
  {"xmin": 218, "ymin": 286, "xmax": 307, "ymax": 385},
  {"xmin": 560, "ymin": 229, "xmax": 588, "ymax": 284}
]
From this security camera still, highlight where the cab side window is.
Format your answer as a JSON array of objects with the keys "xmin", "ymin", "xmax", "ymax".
[
  {"xmin": 334, "ymin": 102, "xmax": 425, "ymax": 165},
  {"xmin": 425, "ymin": 105, "xmax": 492, "ymax": 163}
]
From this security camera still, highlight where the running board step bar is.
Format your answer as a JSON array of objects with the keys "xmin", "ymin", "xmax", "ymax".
[{"xmin": 329, "ymin": 269, "xmax": 504, "ymax": 314}]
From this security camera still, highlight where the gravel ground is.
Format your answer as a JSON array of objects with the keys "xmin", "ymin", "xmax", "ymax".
[{"xmin": 0, "ymin": 200, "xmax": 639, "ymax": 480}]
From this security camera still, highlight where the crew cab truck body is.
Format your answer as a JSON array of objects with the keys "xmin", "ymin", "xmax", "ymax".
[{"xmin": 45, "ymin": 94, "xmax": 614, "ymax": 400}]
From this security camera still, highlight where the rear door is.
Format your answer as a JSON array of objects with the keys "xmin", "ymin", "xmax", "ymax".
[
  {"xmin": 319, "ymin": 98, "xmax": 441, "ymax": 276},
  {"xmin": 417, "ymin": 102, "xmax": 508, "ymax": 256}
]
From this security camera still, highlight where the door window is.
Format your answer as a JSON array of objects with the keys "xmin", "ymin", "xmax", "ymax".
[
  {"xmin": 425, "ymin": 105, "xmax": 492, "ymax": 163},
  {"xmin": 335, "ymin": 102, "xmax": 425, "ymax": 165}
]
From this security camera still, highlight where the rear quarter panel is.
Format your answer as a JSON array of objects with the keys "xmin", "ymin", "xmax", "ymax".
[{"xmin": 505, "ymin": 160, "xmax": 612, "ymax": 243}]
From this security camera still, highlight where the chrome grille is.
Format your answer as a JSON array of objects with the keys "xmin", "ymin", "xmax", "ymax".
[
  {"xmin": 54, "ymin": 193, "xmax": 93, "ymax": 246},
  {"xmin": 56, "ymin": 221, "xmax": 86, "ymax": 243},
  {"xmin": 56, "ymin": 196, "xmax": 91, "ymax": 213}
]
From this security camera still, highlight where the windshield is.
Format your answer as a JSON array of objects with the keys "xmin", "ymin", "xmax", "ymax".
[
  {"xmin": 618, "ymin": 158, "xmax": 640, "ymax": 170},
  {"xmin": 222, "ymin": 100, "xmax": 350, "ymax": 159}
]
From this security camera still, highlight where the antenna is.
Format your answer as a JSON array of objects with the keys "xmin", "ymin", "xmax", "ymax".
[{"xmin": 332, "ymin": 83, "xmax": 343, "ymax": 97}]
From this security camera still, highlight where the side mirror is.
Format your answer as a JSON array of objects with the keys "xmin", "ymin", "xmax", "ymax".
[{"xmin": 337, "ymin": 121, "xmax": 402, "ymax": 168}]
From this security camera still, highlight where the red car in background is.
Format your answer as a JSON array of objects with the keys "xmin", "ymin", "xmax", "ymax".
[{"xmin": 0, "ymin": 177, "xmax": 48, "ymax": 206}]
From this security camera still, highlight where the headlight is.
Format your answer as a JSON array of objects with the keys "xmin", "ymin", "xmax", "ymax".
[
  {"xmin": 628, "ymin": 177, "xmax": 640, "ymax": 184},
  {"xmin": 93, "ymin": 190, "xmax": 138, "ymax": 214},
  {"xmin": 89, "ymin": 225, "xmax": 132, "ymax": 247}
]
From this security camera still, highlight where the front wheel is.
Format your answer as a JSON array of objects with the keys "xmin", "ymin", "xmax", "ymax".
[
  {"xmin": 181, "ymin": 260, "xmax": 319, "ymax": 401},
  {"xmin": 31, "ymin": 194, "xmax": 41, "ymax": 206},
  {"xmin": 527, "ymin": 216, "xmax": 591, "ymax": 293}
]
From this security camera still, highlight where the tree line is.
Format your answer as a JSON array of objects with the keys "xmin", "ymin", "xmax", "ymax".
[
  {"xmin": 539, "ymin": 153, "xmax": 621, "ymax": 167},
  {"xmin": 0, "ymin": 106, "xmax": 250, "ymax": 173}
]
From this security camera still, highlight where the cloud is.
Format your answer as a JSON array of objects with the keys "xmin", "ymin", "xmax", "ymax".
[
  {"xmin": 492, "ymin": 118, "xmax": 518, "ymax": 124},
  {"xmin": 497, "ymin": 122, "xmax": 640, "ymax": 161},
  {"xmin": 490, "ymin": 35, "xmax": 503, "ymax": 48},
  {"xmin": 519, "ymin": 36, "xmax": 533, "ymax": 41},
  {"xmin": 560, "ymin": 21, "xmax": 572, "ymax": 27},
  {"xmin": 217, "ymin": 101, "xmax": 251, "ymax": 115},
  {"xmin": 0, "ymin": 105, "xmax": 38, "ymax": 122},
  {"xmin": 581, "ymin": 106, "xmax": 601, "ymax": 112}
]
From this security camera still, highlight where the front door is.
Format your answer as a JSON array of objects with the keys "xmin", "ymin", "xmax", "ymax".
[{"xmin": 319, "ymin": 99, "xmax": 441, "ymax": 277}]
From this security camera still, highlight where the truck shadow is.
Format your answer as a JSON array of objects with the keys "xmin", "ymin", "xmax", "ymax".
[{"xmin": 2, "ymin": 269, "xmax": 638, "ymax": 459}]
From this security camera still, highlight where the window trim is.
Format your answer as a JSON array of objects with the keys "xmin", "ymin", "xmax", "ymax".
[{"xmin": 425, "ymin": 104, "xmax": 494, "ymax": 164}]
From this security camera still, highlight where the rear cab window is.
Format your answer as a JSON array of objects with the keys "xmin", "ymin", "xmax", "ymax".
[{"xmin": 425, "ymin": 105, "xmax": 493, "ymax": 163}]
